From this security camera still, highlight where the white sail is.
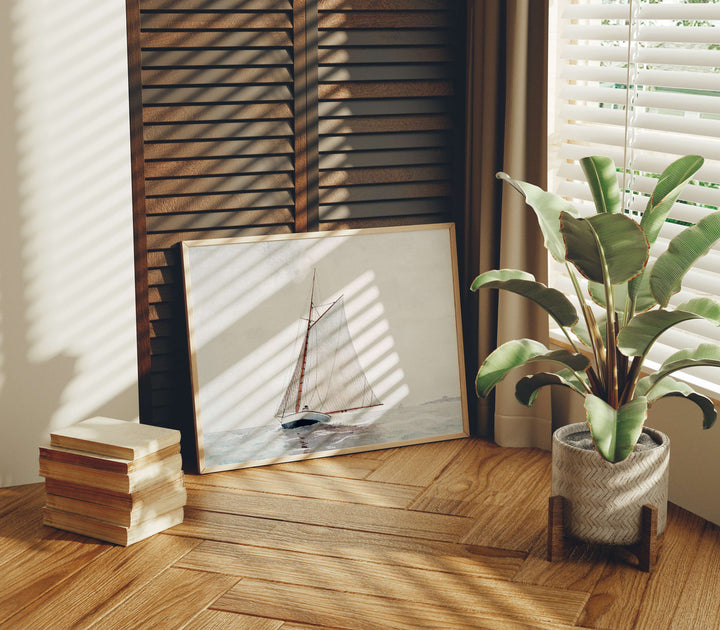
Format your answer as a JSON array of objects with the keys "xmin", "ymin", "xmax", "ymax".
[{"xmin": 275, "ymin": 278, "xmax": 381, "ymax": 424}]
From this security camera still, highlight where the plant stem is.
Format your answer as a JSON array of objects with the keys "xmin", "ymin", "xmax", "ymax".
[
  {"xmin": 616, "ymin": 330, "xmax": 628, "ymax": 399},
  {"xmin": 621, "ymin": 355, "xmax": 644, "ymax": 403},
  {"xmin": 624, "ymin": 294, "xmax": 637, "ymax": 330},
  {"xmin": 566, "ymin": 262, "xmax": 607, "ymax": 389},
  {"xmin": 560, "ymin": 326, "xmax": 583, "ymax": 356},
  {"xmin": 592, "ymin": 228, "xmax": 618, "ymax": 408},
  {"xmin": 586, "ymin": 366, "xmax": 604, "ymax": 397}
]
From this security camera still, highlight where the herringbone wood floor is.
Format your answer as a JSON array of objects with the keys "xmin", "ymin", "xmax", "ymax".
[{"xmin": 1, "ymin": 437, "xmax": 719, "ymax": 629}]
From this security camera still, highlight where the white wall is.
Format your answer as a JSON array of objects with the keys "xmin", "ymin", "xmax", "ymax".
[{"xmin": 0, "ymin": 0, "xmax": 139, "ymax": 486}]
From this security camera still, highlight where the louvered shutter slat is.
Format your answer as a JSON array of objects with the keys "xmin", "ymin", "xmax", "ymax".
[{"xmin": 317, "ymin": 1, "xmax": 460, "ymax": 227}]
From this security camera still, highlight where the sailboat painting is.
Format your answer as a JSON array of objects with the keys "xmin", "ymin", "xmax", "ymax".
[
  {"xmin": 275, "ymin": 271, "xmax": 382, "ymax": 430},
  {"xmin": 182, "ymin": 224, "xmax": 469, "ymax": 473}
]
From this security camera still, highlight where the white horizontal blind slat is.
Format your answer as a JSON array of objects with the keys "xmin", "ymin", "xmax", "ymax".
[
  {"xmin": 562, "ymin": 43, "xmax": 720, "ymax": 66},
  {"xmin": 549, "ymin": 0, "xmax": 720, "ymax": 392}
]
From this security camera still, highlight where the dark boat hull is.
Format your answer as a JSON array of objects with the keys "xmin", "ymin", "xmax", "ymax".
[{"xmin": 280, "ymin": 411, "xmax": 331, "ymax": 429}]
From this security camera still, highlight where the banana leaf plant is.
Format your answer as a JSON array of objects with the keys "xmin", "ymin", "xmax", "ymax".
[{"xmin": 473, "ymin": 155, "xmax": 720, "ymax": 463}]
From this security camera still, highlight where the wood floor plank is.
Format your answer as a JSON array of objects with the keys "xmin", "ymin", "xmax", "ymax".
[
  {"xmin": 577, "ymin": 504, "xmax": 705, "ymax": 630},
  {"xmin": 185, "ymin": 486, "xmax": 473, "ymax": 542},
  {"xmin": 185, "ymin": 468, "xmax": 420, "ymax": 508},
  {"xmin": 2, "ymin": 534, "xmax": 200, "ymax": 630},
  {"xmin": 366, "ymin": 439, "xmax": 465, "ymax": 486},
  {"xmin": 513, "ymin": 532, "xmax": 612, "ymax": 593},
  {"xmin": 364, "ymin": 447, "xmax": 396, "ymax": 460},
  {"xmin": 630, "ymin": 505, "xmax": 708, "ymax": 630},
  {"xmin": 0, "ymin": 484, "xmax": 48, "ymax": 567},
  {"xmin": 188, "ymin": 610, "xmax": 285, "ymax": 630},
  {"xmin": 199, "ymin": 611, "xmax": 287, "ymax": 630},
  {"xmin": 406, "ymin": 440, "xmax": 551, "ymax": 552},
  {"xmin": 170, "ymin": 507, "xmax": 279, "ymax": 542},
  {"xmin": 89, "ymin": 567, "xmax": 238, "ymax": 630},
  {"xmin": 280, "ymin": 624, "xmax": 343, "ymax": 630},
  {"xmin": 172, "ymin": 507, "xmax": 525, "ymax": 580},
  {"xmin": 213, "ymin": 578, "xmax": 588, "ymax": 630},
  {"xmin": 461, "ymin": 505, "xmax": 547, "ymax": 553},
  {"xmin": 268, "ymin": 452, "xmax": 383, "ymax": 479},
  {"xmin": 666, "ymin": 522, "xmax": 720, "ymax": 629},
  {"xmin": 410, "ymin": 440, "xmax": 551, "ymax": 518},
  {"xmin": 180, "ymin": 538, "xmax": 587, "ymax": 625},
  {"xmin": 0, "ymin": 483, "xmax": 44, "ymax": 519},
  {"xmin": 0, "ymin": 532, "xmax": 109, "ymax": 625},
  {"xmin": 576, "ymin": 556, "xmax": 650, "ymax": 630}
]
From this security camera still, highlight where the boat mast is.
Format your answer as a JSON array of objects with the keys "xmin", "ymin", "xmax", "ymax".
[{"xmin": 295, "ymin": 270, "xmax": 316, "ymax": 413}]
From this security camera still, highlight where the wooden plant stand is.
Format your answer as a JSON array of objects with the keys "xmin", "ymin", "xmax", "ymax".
[{"xmin": 547, "ymin": 495, "xmax": 660, "ymax": 572}]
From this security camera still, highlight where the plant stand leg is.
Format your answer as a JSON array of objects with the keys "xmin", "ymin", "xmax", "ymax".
[
  {"xmin": 547, "ymin": 495, "xmax": 567, "ymax": 562},
  {"xmin": 637, "ymin": 504, "xmax": 658, "ymax": 572}
]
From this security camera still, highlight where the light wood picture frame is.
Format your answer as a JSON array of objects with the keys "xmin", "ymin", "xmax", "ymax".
[{"xmin": 181, "ymin": 223, "xmax": 469, "ymax": 473}]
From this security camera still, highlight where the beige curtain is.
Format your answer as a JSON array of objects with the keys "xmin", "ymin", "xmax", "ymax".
[{"xmin": 462, "ymin": 0, "xmax": 552, "ymax": 448}]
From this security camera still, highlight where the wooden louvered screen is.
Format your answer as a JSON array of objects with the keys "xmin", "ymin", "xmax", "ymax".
[
  {"xmin": 131, "ymin": 0, "xmax": 298, "ymax": 453},
  {"xmin": 126, "ymin": 0, "xmax": 466, "ymax": 467},
  {"xmin": 317, "ymin": 1, "xmax": 463, "ymax": 229}
]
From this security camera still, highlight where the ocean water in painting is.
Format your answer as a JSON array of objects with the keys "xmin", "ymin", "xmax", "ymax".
[{"xmin": 203, "ymin": 397, "xmax": 465, "ymax": 469}]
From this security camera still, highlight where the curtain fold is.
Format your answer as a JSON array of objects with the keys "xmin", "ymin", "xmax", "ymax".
[{"xmin": 462, "ymin": 0, "xmax": 551, "ymax": 448}]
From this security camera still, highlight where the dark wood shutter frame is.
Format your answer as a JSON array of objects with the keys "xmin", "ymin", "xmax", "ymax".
[{"xmin": 126, "ymin": 0, "xmax": 152, "ymax": 421}]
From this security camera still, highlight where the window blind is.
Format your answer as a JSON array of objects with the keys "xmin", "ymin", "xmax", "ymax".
[{"xmin": 549, "ymin": 0, "xmax": 720, "ymax": 393}]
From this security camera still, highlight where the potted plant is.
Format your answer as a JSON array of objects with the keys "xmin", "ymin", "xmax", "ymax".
[{"xmin": 472, "ymin": 155, "xmax": 720, "ymax": 545}]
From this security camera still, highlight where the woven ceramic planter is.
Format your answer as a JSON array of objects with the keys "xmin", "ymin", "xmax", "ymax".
[{"xmin": 551, "ymin": 422, "xmax": 670, "ymax": 546}]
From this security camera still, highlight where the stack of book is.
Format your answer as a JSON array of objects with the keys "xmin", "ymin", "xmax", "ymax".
[{"xmin": 40, "ymin": 417, "xmax": 186, "ymax": 546}]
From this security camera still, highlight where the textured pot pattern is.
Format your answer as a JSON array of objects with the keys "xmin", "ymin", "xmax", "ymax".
[{"xmin": 551, "ymin": 422, "xmax": 670, "ymax": 545}]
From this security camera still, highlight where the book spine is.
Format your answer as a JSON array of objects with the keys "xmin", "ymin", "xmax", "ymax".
[
  {"xmin": 39, "ymin": 447, "xmax": 130, "ymax": 474},
  {"xmin": 43, "ymin": 506, "xmax": 185, "ymax": 546},
  {"xmin": 43, "ymin": 507, "xmax": 129, "ymax": 546},
  {"xmin": 39, "ymin": 454, "xmax": 183, "ymax": 493},
  {"xmin": 39, "ymin": 443, "xmax": 181, "ymax": 474},
  {"xmin": 49, "ymin": 435, "xmax": 136, "ymax": 460},
  {"xmin": 45, "ymin": 488, "xmax": 187, "ymax": 527},
  {"xmin": 43, "ymin": 472, "xmax": 185, "ymax": 511}
]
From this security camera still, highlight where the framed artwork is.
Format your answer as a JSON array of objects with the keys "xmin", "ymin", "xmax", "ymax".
[{"xmin": 181, "ymin": 223, "xmax": 469, "ymax": 473}]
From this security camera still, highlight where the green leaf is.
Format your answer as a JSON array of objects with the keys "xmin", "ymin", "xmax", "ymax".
[
  {"xmin": 590, "ymin": 271, "xmax": 656, "ymax": 313},
  {"xmin": 635, "ymin": 375, "xmax": 716, "ymax": 430},
  {"xmin": 639, "ymin": 155, "xmax": 704, "ymax": 247},
  {"xmin": 476, "ymin": 339, "xmax": 549, "ymax": 398},
  {"xmin": 628, "ymin": 262, "xmax": 658, "ymax": 313},
  {"xmin": 475, "ymin": 340, "xmax": 589, "ymax": 398},
  {"xmin": 580, "ymin": 155, "xmax": 622, "ymax": 214},
  {"xmin": 676, "ymin": 297, "xmax": 720, "ymax": 324},
  {"xmin": 470, "ymin": 269, "xmax": 578, "ymax": 328},
  {"xmin": 535, "ymin": 350, "xmax": 591, "ymax": 372},
  {"xmin": 584, "ymin": 395, "xmax": 648, "ymax": 463},
  {"xmin": 650, "ymin": 210, "xmax": 720, "ymax": 307},
  {"xmin": 628, "ymin": 154, "xmax": 702, "ymax": 312},
  {"xmin": 616, "ymin": 301, "xmax": 720, "ymax": 357},
  {"xmin": 641, "ymin": 343, "xmax": 720, "ymax": 394},
  {"xmin": 560, "ymin": 212, "xmax": 649, "ymax": 285},
  {"xmin": 515, "ymin": 369, "xmax": 589, "ymax": 407},
  {"xmin": 588, "ymin": 281, "xmax": 627, "ymax": 313},
  {"xmin": 496, "ymin": 172, "xmax": 579, "ymax": 262}
]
